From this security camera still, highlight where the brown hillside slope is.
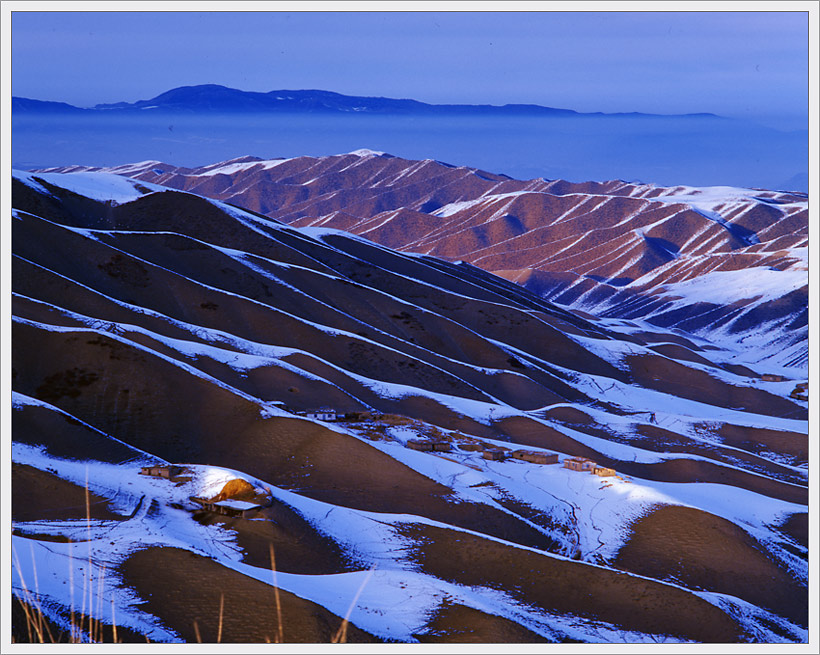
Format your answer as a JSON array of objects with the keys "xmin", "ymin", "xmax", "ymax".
[{"xmin": 44, "ymin": 153, "xmax": 807, "ymax": 348}]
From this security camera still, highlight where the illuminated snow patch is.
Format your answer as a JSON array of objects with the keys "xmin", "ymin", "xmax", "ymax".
[
  {"xmin": 348, "ymin": 148, "xmax": 388, "ymax": 157},
  {"xmin": 657, "ymin": 268, "xmax": 807, "ymax": 305},
  {"xmin": 13, "ymin": 170, "xmax": 167, "ymax": 205},
  {"xmin": 194, "ymin": 158, "xmax": 294, "ymax": 176}
]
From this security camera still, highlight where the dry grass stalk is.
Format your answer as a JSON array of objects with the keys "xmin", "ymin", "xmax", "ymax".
[
  {"xmin": 331, "ymin": 564, "xmax": 376, "ymax": 644},
  {"xmin": 13, "ymin": 473, "xmax": 378, "ymax": 644},
  {"xmin": 12, "ymin": 543, "xmax": 55, "ymax": 643},
  {"xmin": 11, "ymin": 472, "xmax": 126, "ymax": 644},
  {"xmin": 29, "ymin": 542, "xmax": 46, "ymax": 641},
  {"xmin": 217, "ymin": 593, "xmax": 224, "ymax": 644},
  {"xmin": 11, "ymin": 547, "xmax": 37, "ymax": 643},
  {"xmin": 84, "ymin": 465, "xmax": 91, "ymax": 642},
  {"xmin": 111, "ymin": 596, "xmax": 118, "ymax": 644},
  {"xmin": 269, "ymin": 543, "xmax": 284, "ymax": 643},
  {"xmin": 95, "ymin": 564, "xmax": 107, "ymax": 642},
  {"xmin": 68, "ymin": 540, "xmax": 76, "ymax": 642}
]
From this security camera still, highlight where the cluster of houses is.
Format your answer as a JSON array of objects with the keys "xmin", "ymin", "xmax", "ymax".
[
  {"xmin": 295, "ymin": 407, "xmax": 623, "ymax": 478},
  {"xmin": 404, "ymin": 437, "xmax": 618, "ymax": 479},
  {"xmin": 481, "ymin": 448, "xmax": 560, "ymax": 464},
  {"xmin": 404, "ymin": 438, "xmax": 563, "ymax": 467}
]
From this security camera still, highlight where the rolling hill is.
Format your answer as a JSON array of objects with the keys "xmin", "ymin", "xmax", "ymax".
[
  {"xmin": 39, "ymin": 151, "xmax": 808, "ymax": 373},
  {"xmin": 10, "ymin": 167, "xmax": 808, "ymax": 643}
]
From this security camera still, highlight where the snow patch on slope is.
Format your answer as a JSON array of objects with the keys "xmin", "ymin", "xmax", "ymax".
[
  {"xmin": 657, "ymin": 268, "xmax": 807, "ymax": 305},
  {"xmin": 13, "ymin": 169, "xmax": 167, "ymax": 205},
  {"xmin": 193, "ymin": 158, "xmax": 294, "ymax": 176},
  {"xmin": 348, "ymin": 148, "xmax": 388, "ymax": 157}
]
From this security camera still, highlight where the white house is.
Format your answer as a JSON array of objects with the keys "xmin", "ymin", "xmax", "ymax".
[{"xmin": 300, "ymin": 408, "xmax": 339, "ymax": 421}]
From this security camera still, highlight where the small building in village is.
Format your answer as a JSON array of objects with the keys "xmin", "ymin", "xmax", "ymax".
[
  {"xmin": 791, "ymin": 382, "xmax": 808, "ymax": 401},
  {"xmin": 563, "ymin": 457, "xmax": 596, "ymax": 472},
  {"xmin": 298, "ymin": 408, "xmax": 340, "ymax": 422},
  {"xmin": 761, "ymin": 374, "xmax": 786, "ymax": 382},
  {"xmin": 562, "ymin": 457, "xmax": 616, "ymax": 477},
  {"xmin": 139, "ymin": 464, "xmax": 189, "ymax": 479},
  {"xmin": 512, "ymin": 450, "xmax": 559, "ymax": 465},
  {"xmin": 406, "ymin": 438, "xmax": 451, "ymax": 452},
  {"xmin": 190, "ymin": 496, "xmax": 264, "ymax": 519},
  {"xmin": 482, "ymin": 448, "xmax": 508, "ymax": 461},
  {"xmin": 407, "ymin": 438, "xmax": 435, "ymax": 452},
  {"xmin": 458, "ymin": 442, "xmax": 484, "ymax": 452}
]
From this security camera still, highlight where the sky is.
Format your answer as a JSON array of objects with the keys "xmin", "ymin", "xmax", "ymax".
[{"xmin": 8, "ymin": 6, "xmax": 811, "ymax": 129}]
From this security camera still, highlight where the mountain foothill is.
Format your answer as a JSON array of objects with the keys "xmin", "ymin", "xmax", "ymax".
[{"xmin": 10, "ymin": 149, "xmax": 808, "ymax": 644}]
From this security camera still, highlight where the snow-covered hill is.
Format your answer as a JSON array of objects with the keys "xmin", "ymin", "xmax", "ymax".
[
  {"xmin": 38, "ymin": 151, "xmax": 808, "ymax": 372},
  {"xmin": 10, "ymin": 169, "xmax": 808, "ymax": 643}
]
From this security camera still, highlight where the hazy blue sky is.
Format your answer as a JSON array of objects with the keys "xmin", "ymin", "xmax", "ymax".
[{"xmin": 10, "ymin": 9, "xmax": 810, "ymax": 128}]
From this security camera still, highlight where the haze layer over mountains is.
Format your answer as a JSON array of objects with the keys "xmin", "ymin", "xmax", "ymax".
[{"xmin": 11, "ymin": 85, "xmax": 808, "ymax": 191}]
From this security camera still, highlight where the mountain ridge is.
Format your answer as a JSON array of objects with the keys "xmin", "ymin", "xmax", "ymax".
[
  {"xmin": 39, "ymin": 151, "xmax": 807, "ymax": 373},
  {"xmin": 12, "ymin": 83, "xmax": 724, "ymax": 119}
]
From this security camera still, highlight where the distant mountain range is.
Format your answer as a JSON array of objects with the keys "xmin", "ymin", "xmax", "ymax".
[{"xmin": 11, "ymin": 84, "xmax": 723, "ymax": 119}]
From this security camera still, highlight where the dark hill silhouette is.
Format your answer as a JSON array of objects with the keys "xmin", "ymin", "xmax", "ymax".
[{"xmin": 13, "ymin": 84, "xmax": 722, "ymax": 118}]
